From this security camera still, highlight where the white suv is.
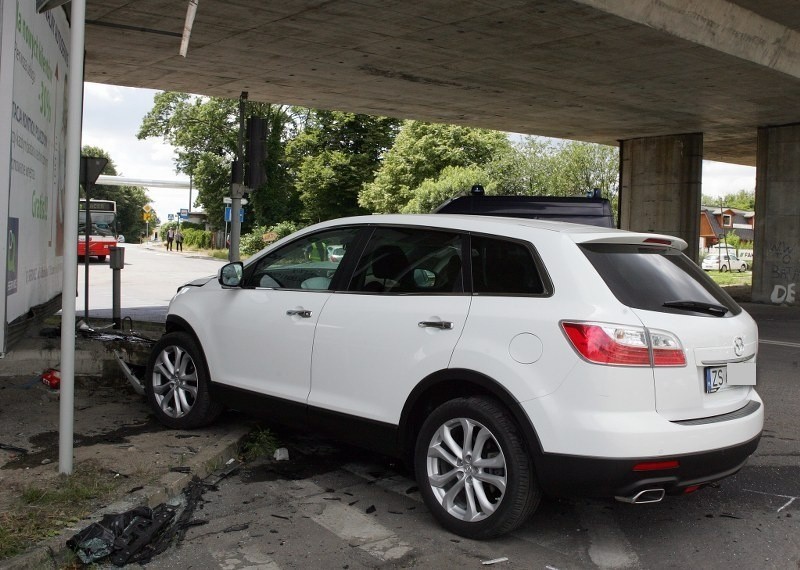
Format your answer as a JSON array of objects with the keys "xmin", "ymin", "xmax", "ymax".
[{"xmin": 146, "ymin": 214, "xmax": 763, "ymax": 538}]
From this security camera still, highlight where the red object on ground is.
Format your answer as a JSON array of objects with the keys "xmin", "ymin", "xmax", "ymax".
[{"xmin": 41, "ymin": 369, "xmax": 61, "ymax": 389}]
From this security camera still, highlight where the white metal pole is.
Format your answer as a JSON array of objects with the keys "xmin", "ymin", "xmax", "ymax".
[{"xmin": 59, "ymin": 0, "xmax": 86, "ymax": 475}]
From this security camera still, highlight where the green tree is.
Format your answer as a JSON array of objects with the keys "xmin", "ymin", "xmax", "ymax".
[
  {"xmin": 505, "ymin": 137, "xmax": 619, "ymax": 198},
  {"xmin": 724, "ymin": 230, "xmax": 742, "ymax": 253},
  {"xmin": 137, "ymin": 93, "xmax": 298, "ymax": 229},
  {"xmin": 359, "ymin": 121, "xmax": 512, "ymax": 213},
  {"xmin": 703, "ymin": 190, "xmax": 755, "ymax": 211},
  {"xmin": 287, "ymin": 110, "xmax": 399, "ymax": 223},
  {"xmin": 80, "ymin": 145, "xmax": 150, "ymax": 241},
  {"xmin": 401, "ymin": 165, "xmax": 494, "ymax": 213}
]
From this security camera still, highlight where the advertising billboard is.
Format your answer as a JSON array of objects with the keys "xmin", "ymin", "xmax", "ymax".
[{"xmin": 0, "ymin": 1, "xmax": 71, "ymax": 351}]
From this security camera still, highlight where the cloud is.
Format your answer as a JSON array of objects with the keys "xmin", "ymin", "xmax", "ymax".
[{"xmin": 702, "ymin": 161, "xmax": 755, "ymax": 198}]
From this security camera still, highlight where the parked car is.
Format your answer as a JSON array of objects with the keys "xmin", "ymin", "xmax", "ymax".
[
  {"xmin": 702, "ymin": 253, "xmax": 747, "ymax": 272},
  {"xmin": 146, "ymin": 215, "xmax": 762, "ymax": 539},
  {"xmin": 328, "ymin": 246, "xmax": 346, "ymax": 263}
]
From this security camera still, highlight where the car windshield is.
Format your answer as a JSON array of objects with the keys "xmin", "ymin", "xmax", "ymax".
[{"xmin": 581, "ymin": 244, "xmax": 741, "ymax": 316}]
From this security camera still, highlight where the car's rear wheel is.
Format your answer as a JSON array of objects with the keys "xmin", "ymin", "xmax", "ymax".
[
  {"xmin": 414, "ymin": 397, "xmax": 540, "ymax": 538},
  {"xmin": 98, "ymin": 255, "xmax": 106, "ymax": 262},
  {"xmin": 145, "ymin": 332, "xmax": 222, "ymax": 429},
  {"xmin": 739, "ymin": 264, "xmax": 747, "ymax": 272}
]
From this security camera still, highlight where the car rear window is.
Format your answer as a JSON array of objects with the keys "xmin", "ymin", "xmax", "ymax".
[{"xmin": 580, "ymin": 244, "xmax": 742, "ymax": 316}]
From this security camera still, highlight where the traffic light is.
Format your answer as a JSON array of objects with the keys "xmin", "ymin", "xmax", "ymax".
[{"xmin": 245, "ymin": 116, "xmax": 267, "ymax": 189}]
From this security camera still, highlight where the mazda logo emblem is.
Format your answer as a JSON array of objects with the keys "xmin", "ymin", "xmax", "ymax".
[{"xmin": 733, "ymin": 337, "xmax": 744, "ymax": 357}]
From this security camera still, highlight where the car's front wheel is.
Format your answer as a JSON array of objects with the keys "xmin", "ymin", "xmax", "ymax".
[
  {"xmin": 414, "ymin": 397, "xmax": 540, "ymax": 538},
  {"xmin": 720, "ymin": 264, "xmax": 729, "ymax": 272},
  {"xmin": 739, "ymin": 263, "xmax": 747, "ymax": 272},
  {"xmin": 145, "ymin": 332, "xmax": 223, "ymax": 429}
]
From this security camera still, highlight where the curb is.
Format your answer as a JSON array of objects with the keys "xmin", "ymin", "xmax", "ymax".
[{"xmin": 1, "ymin": 423, "xmax": 252, "ymax": 569}]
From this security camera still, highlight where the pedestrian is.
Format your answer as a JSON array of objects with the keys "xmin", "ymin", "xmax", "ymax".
[
  {"xmin": 175, "ymin": 228, "xmax": 184, "ymax": 252},
  {"xmin": 167, "ymin": 227, "xmax": 175, "ymax": 251}
]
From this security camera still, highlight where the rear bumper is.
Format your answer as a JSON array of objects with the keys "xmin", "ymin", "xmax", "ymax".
[{"xmin": 535, "ymin": 432, "xmax": 761, "ymax": 499}]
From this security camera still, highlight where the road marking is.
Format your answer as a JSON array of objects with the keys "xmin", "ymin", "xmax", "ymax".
[
  {"xmin": 743, "ymin": 488, "xmax": 799, "ymax": 512},
  {"xmin": 287, "ymin": 479, "xmax": 413, "ymax": 562},
  {"xmin": 211, "ymin": 542, "xmax": 281, "ymax": 570},
  {"xmin": 577, "ymin": 503, "xmax": 641, "ymax": 569},
  {"xmin": 759, "ymin": 339, "xmax": 800, "ymax": 349},
  {"xmin": 342, "ymin": 462, "xmax": 423, "ymax": 502}
]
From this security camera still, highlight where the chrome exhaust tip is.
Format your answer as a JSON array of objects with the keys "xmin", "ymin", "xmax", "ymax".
[{"xmin": 615, "ymin": 488, "xmax": 666, "ymax": 504}]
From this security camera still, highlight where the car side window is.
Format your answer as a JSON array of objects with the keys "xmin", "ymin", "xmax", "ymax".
[
  {"xmin": 349, "ymin": 227, "xmax": 463, "ymax": 294},
  {"xmin": 471, "ymin": 235, "xmax": 546, "ymax": 295},
  {"xmin": 244, "ymin": 228, "xmax": 360, "ymax": 290}
]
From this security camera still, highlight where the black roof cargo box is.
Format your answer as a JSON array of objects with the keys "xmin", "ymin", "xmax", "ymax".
[{"xmin": 434, "ymin": 193, "xmax": 615, "ymax": 228}]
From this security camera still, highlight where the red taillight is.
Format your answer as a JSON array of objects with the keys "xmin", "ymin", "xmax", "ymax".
[
  {"xmin": 643, "ymin": 237, "xmax": 673, "ymax": 246},
  {"xmin": 683, "ymin": 484, "xmax": 702, "ymax": 494},
  {"xmin": 633, "ymin": 460, "xmax": 680, "ymax": 472},
  {"xmin": 561, "ymin": 322, "xmax": 686, "ymax": 367},
  {"xmin": 562, "ymin": 322, "xmax": 650, "ymax": 366},
  {"xmin": 650, "ymin": 330, "xmax": 687, "ymax": 366}
]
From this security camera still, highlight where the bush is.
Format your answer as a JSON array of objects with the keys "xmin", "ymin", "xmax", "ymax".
[
  {"xmin": 240, "ymin": 226, "xmax": 269, "ymax": 256},
  {"xmin": 181, "ymin": 227, "xmax": 212, "ymax": 249},
  {"xmin": 239, "ymin": 221, "xmax": 305, "ymax": 256}
]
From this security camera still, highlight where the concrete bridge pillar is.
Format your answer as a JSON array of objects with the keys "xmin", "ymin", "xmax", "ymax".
[
  {"xmin": 753, "ymin": 125, "xmax": 800, "ymax": 306},
  {"xmin": 619, "ymin": 133, "xmax": 703, "ymax": 262}
]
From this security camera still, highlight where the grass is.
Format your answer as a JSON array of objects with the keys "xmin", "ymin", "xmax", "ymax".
[
  {"xmin": 239, "ymin": 425, "xmax": 279, "ymax": 462},
  {"xmin": 0, "ymin": 462, "xmax": 124, "ymax": 560},
  {"xmin": 705, "ymin": 269, "xmax": 752, "ymax": 287}
]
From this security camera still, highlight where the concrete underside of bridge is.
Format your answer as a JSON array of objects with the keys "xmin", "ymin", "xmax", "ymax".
[{"xmin": 79, "ymin": 0, "xmax": 800, "ymax": 305}]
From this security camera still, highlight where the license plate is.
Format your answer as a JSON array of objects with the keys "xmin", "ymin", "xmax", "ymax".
[{"xmin": 705, "ymin": 366, "xmax": 726, "ymax": 393}]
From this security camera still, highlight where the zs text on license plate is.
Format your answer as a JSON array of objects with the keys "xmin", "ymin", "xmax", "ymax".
[{"xmin": 705, "ymin": 366, "xmax": 726, "ymax": 393}]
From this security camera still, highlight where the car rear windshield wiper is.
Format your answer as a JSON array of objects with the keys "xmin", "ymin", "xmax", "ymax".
[{"xmin": 663, "ymin": 300, "xmax": 728, "ymax": 317}]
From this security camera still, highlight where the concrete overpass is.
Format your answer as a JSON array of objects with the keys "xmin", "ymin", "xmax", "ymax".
[{"xmin": 82, "ymin": 0, "xmax": 800, "ymax": 306}]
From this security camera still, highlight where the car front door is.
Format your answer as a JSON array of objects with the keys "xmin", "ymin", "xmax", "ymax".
[
  {"xmin": 310, "ymin": 226, "xmax": 471, "ymax": 424},
  {"xmin": 206, "ymin": 227, "xmax": 360, "ymax": 402}
]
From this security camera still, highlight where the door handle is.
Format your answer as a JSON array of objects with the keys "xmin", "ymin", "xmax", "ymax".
[
  {"xmin": 286, "ymin": 309, "xmax": 313, "ymax": 318},
  {"xmin": 418, "ymin": 320, "xmax": 453, "ymax": 330}
]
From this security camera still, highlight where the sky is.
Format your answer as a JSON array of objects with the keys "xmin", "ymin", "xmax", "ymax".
[{"xmin": 81, "ymin": 83, "xmax": 757, "ymax": 221}]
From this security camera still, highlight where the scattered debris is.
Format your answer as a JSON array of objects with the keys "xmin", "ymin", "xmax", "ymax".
[
  {"xmin": 366, "ymin": 505, "xmax": 376, "ymax": 514},
  {"xmin": 67, "ymin": 505, "xmax": 176, "ymax": 565},
  {"xmin": 0, "ymin": 443, "xmax": 28, "ymax": 454},
  {"xmin": 66, "ymin": 460, "xmax": 242, "ymax": 566},
  {"xmin": 481, "ymin": 557, "xmax": 509, "ymax": 565},
  {"xmin": 40, "ymin": 368, "xmax": 60, "ymax": 389},
  {"xmin": 223, "ymin": 523, "xmax": 250, "ymax": 533},
  {"xmin": 273, "ymin": 447, "xmax": 290, "ymax": 461},
  {"xmin": 170, "ymin": 466, "xmax": 192, "ymax": 474},
  {"xmin": 271, "ymin": 514, "xmax": 290, "ymax": 520}
]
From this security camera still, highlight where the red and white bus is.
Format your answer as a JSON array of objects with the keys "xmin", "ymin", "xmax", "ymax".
[{"xmin": 78, "ymin": 199, "xmax": 118, "ymax": 262}]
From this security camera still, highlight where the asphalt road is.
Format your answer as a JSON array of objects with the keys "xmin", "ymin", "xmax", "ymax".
[
  {"xmin": 75, "ymin": 242, "xmax": 226, "ymax": 323},
  {"xmin": 82, "ymin": 244, "xmax": 800, "ymax": 569}
]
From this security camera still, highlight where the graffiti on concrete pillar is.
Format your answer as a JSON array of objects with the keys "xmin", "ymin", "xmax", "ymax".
[
  {"xmin": 770, "ymin": 283, "xmax": 796, "ymax": 304},
  {"xmin": 768, "ymin": 241, "xmax": 799, "ymax": 305}
]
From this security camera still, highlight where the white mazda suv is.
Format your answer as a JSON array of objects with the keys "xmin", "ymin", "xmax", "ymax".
[{"xmin": 146, "ymin": 214, "xmax": 763, "ymax": 539}]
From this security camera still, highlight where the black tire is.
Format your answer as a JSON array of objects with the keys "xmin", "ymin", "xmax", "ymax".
[
  {"xmin": 145, "ymin": 331, "xmax": 223, "ymax": 429},
  {"xmin": 720, "ymin": 264, "xmax": 728, "ymax": 272},
  {"xmin": 414, "ymin": 396, "xmax": 540, "ymax": 539},
  {"xmin": 98, "ymin": 255, "xmax": 107, "ymax": 262},
  {"xmin": 739, "ymin": 263, "xmax": 747, "ymax": 273}
]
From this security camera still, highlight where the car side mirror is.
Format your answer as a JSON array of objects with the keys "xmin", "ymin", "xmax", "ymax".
[{"xmin": 219, "ymin": 262, "xmax": 244, "ymax": 287}]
